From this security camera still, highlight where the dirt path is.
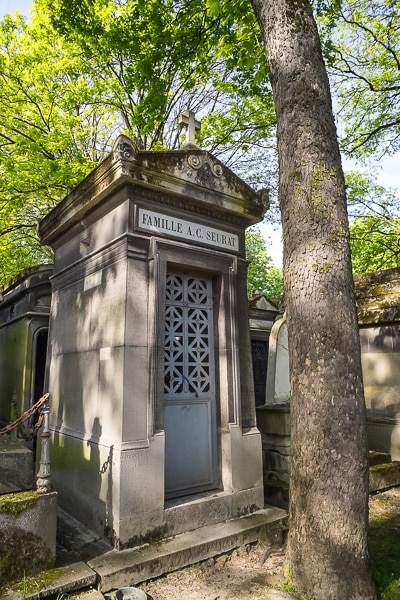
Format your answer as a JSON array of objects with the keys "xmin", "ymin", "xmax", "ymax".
[
  {"xmin": 132, "ymin": 488, "xmax": 400, "ymax": 600},
  {"xmin": 138, "ymin": 541, "xmax": 286, "ymax": 600}
]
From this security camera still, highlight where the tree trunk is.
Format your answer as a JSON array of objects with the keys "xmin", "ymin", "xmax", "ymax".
[{"xmin": 251, "ymin": 1, "xmax": 377, "ymax": 598}]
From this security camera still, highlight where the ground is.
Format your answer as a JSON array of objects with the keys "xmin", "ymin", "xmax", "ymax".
[
  {"xmin": 136, "ymin": 541, "xmax": 287, "ymax": 600},
  {"xmin": 112, "ymin": 487, "xmax": 400, "ymax": 600}
]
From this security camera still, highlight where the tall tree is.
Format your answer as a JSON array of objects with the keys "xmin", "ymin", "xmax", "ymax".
[{"xmin": 250, "ymin": 0, "xmax": 377, "ymax": 598}]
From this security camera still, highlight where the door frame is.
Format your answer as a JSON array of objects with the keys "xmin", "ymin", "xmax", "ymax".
[
  {"xmin": 163, "ymin": 271, "xmax": 218, "ymax": 498},
  {"xmin": 149, "ymin": 239, "xmax": 246, "ymax": 501}
]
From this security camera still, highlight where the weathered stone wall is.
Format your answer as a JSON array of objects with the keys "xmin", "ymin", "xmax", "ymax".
[
  {"xmin": 355, "ymin": 268, "xmax": 400, "ymax": 460},
  {"xmin": 0, "ymin": 265, "xmax": 52, "ymax": 430},
  {"xmin": 256, "ymin": 403, "xmax": 290, "ymax": 509},
  {"xmin": 0, "ymin": 436, "xmax": 34, "ymax": 494},
  {"xmin": 0, "ymin": 491, "xmax": 57, "ymax": 587},
  {"xmin": 36, "ymin": 135, "xmax": 267, "ymax": 549}
]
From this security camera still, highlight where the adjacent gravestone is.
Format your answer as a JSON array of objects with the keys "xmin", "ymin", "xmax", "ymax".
[
  {"xmin": 255, "ymin": 266, "xmax": 400, "ymax": 508},
  {"xmin": 0, "ymin": 490, "xmax": 57, "ymax": 586},
  {"xmin": 38, "ymin": 133, "xmax": 269, "ymax": 549},
  {"xmin": 0, "ymin": 265, "xmax": 52, "ymax": 437},
  {"xmin": 355, "ymin": 267, "xmax": 400, "ymax": 460},
  {"xmin": 248, "ymin": 291, "xmax": 279, "ymax": 406}
]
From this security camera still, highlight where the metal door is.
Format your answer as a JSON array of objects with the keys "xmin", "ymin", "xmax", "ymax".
[{"xmin": 164, "ymin": 273, "xmax": 217, "ymax": 499}]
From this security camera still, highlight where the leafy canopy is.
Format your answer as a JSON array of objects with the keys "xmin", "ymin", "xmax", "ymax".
[
  {"xmin": 345, "ymin": 171, "xmax": 400, "ymax": 273},
  {"xmin": 321, "ymin": 0, "xmax": 400, "ymax": 158},
  {"xmin": 1, "ymin": 0, "xmax": 400, "ymax": 287},
  {"xmin": 245, "ymin": 230, "xmax": 283, "ymax": 299},
  {"xmin": 0, "ymin": 0, "xmax": 278, "ymax": 287},
  {"xmin": 0, "ymin": 12, "xmax": 116, "ymax": 284}
]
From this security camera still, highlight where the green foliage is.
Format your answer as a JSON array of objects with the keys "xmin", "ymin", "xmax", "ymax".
[
  {"xmin": 327, "ymin": 0, "xmax": 400, "ymax": 157},
  {"xmin": 1, "ymin": 0, "xmax": 398, "ymax": 286},
  {"xmin": 345, "ymin": 171, "xmax": 400, "ymax": 220},
  {"xmin": 0, "ymin": 1, "xmax": 278, "ymax": 285},
  {"xmin": 349, "ymin": 216, "xmax": 400, "ymax": 274},
  {"xmin": 245, "ymin": 229, "xmax": 283, "ymax": 299},
  {"xmin": 35, "ymin": 0, "xmax": 277, "ymax": 170},
  {"xmin": 346, "ymin": 170, "xmax": 400, "ymax": 274},
  {"xmin": 0, "ymin": 11, "xmax": 115, "ymax": 285}
]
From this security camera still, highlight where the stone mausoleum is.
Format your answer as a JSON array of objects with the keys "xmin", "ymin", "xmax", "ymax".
[
  {"xmin": 35, "ymin": 132, "xmax": 269, "ymax": 549},
  {"xmin": 0, "ymin": 265, "xmax": 52, "ymax": 439}
]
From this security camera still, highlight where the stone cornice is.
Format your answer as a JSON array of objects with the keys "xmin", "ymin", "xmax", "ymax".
[{"xmin": 38, "ymin": 135, "xmax": 269, "ymax": 246}]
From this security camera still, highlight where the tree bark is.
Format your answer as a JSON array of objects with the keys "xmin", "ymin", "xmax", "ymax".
[{"xmin": 251, "ymin": 1, "xmax": 377, "ymax": 598}]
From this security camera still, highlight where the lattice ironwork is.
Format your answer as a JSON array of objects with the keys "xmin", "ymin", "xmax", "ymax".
[{"xmin": 165, "ymin": 274, "xmax": 213, "ymax": 396}]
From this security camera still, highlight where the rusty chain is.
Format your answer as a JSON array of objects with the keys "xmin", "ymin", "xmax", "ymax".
[{"xmin": 0, "ymin": 392, "xmax": 49, "ymax": 436}]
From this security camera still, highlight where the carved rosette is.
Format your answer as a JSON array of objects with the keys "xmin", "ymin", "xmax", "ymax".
[{"xmin": 185, "ymin": 154, "xmax": 225, "ymax": 191}]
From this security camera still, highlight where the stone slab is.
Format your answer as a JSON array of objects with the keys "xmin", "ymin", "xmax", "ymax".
[
  {"xmin": 369, "ymin": 461, "xmax": 400, "ymax": 492},
  {"xmin": 0, "ymin": 491, "xmax": 57, "ymax": 587},
  {"xmin": 1, "ymin": 562, "xmax": 97, "ymax": 600},
  {"xmin": 88, "ymin": 506, "xmax": 287, "ymax": 592},
  {"xmin": 369, "ymin": 451, "xmax": 392, "ymax": 467}
]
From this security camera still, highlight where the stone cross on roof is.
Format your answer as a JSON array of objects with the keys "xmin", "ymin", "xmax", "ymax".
[{"xmin": 178, "ymin": 110, "xmax": 201, "ymax": 146}]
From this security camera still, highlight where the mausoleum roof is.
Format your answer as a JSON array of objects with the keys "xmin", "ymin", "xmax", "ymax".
[{"xmin": 38, "ymin": 135, "xmax": 269, "ymax": 246}]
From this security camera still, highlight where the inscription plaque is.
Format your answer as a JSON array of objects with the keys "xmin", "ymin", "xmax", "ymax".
[{"xmin": 138, "ymin": 208, "xmax": 239, "ymax": 251}]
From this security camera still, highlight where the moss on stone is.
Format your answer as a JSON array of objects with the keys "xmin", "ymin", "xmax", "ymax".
[
  {"xmin": 0, "ymin": 527, "xmax": 56, "ymax": 588},
  {"xmin": 369, "ymin": 452, "xmax": 392, "ymax": 467},
  {"xmin": 0, "ymin": 566, "xmax": 64, "ymax": 596},
  {"xmin": 370, "ymin": 462, "xmax": 400, "ymax": 473},
  {"xmin": 0, "ymin": 491, "xmax": 39, "ymax": 515}
]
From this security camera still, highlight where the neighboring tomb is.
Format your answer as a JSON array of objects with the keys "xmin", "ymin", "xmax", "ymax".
[
  {"xmin": 0, "ymin": 436, "xmax": 34, "ymax": 493},
  {"xmin": 257, "ymin": 266, "xmax": 400, "ymax": 507},
  {"xmin": 355, "ymin": 267, "xmax": 400, "ymax": 460},
  {"xmin": 256, "ymin": 313, "xmax": 290, "ymax": 508},
  {"xmin": 0, "ymin": 265, "xmax": 52, "ymax": 440},
  {"xmin": 249, "ymin": 291, "xmax": 279, "ymax": 406},
  {"xmin": 0, "ymin": 490, "xmax": 57, "ymax": 586},
  {"xmin": 37, "ymin": 134, "xmax": 269, "ymax": 549}
]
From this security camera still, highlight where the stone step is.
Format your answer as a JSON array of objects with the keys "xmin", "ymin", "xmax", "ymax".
[
  {"xmin": 89, "ymin": 506, "xmax": 287, "ymax": 593},
  {"xmin": 1, "ymin": 562, "xmax": 97, "ymax": 600},
  {"xmin": 2, "ymin": 506, "xmax": 287, "ymax": 598},
  {"xmin": 369, "ymin": 460, "xmax": 400, "ymax": 492},
  {"xmin": 369, "ymin": 451, "xmax": 392, "ymax": 467}
]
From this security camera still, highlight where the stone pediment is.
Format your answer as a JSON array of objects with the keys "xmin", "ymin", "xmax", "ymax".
[{"xmin": 38, "ymin": 135, "xmax": 269, "ymax": 245}]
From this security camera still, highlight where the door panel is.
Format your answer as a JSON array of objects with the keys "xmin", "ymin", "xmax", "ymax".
[{"xmin": 164, "ymin": 273, "xmax": 217, "ymax": 498}]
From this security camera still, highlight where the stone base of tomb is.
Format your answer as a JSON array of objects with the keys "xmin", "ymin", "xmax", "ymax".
[{"xmin": 0, "ymin": 491, "xmax": 57, "ymax": 587}]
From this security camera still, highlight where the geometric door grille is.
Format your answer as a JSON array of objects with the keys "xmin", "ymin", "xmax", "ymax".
[{"xmin": 164, "ymin": 274, "xmax": 213, "ymax": 397}]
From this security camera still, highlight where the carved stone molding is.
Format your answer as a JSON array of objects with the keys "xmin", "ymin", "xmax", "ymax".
[{"xmin": 113, "ymin": 135, "xmax": 136, "ymax": 162}]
